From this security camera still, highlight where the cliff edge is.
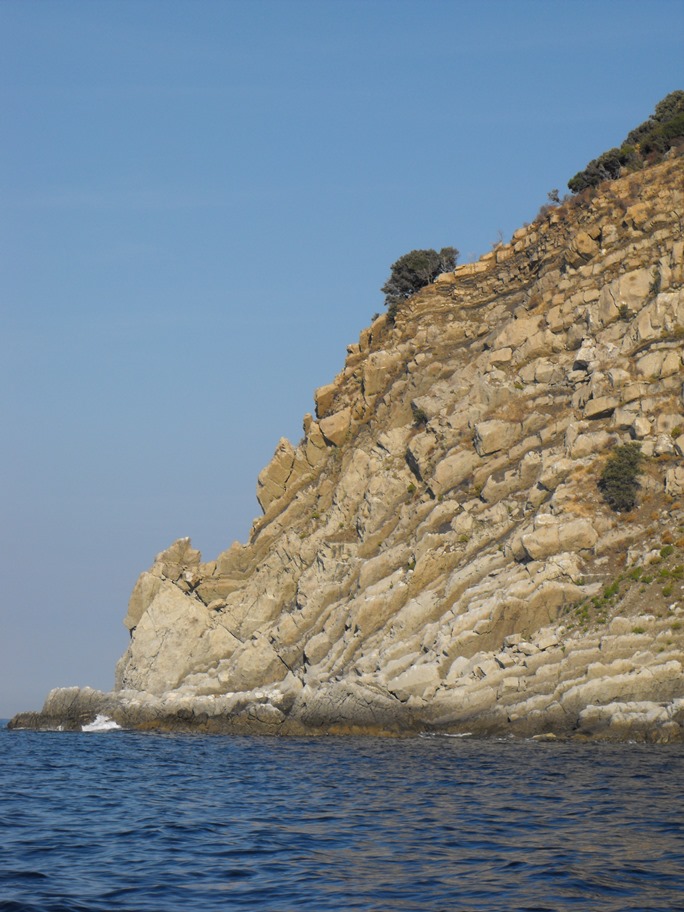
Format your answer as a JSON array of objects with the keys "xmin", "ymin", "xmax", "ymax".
[{"xmin": 11, "ymin": 154, "xmax": 684, "ymax": 741}]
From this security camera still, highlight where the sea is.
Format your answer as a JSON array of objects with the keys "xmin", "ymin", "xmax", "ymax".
[{"xmin": 1, "ymin": 722, "xmax": 683, "ymax": 912}]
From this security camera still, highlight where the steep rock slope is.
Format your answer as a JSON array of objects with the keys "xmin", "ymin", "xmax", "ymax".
[{"xmin": 12, "ymin": 156, "xmax": 684, "ymax": 740}]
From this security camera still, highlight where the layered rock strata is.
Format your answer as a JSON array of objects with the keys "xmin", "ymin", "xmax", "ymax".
[{"xmin": 11, "ymin": 155, "xmax": 684, "ymax": 741}]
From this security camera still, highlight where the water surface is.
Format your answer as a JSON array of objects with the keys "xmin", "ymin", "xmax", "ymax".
[{"xmin": 1, "ymin": 725, "xmax": 683, "ymax": 911}]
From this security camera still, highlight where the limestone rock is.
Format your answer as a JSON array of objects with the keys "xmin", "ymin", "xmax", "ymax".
[
  {"xmin": 431, "ymin": 450, "xmax": 479, "ymax": 496},
  {"xmin": 13, "ymin": 155, "xmax": 684, "ymax": 744},
  {"xmin": 521, "ymin": 517, "xmax": 598, "ymax": 561},
  {"xmin": 584, "ymin": 396, "xmax": 620, "ymax": 420},
  {"xmin": 256, "ymin": 438, "xmax": 296, "ymax": 512},
  {"xmin": 305, "ymin": 420, "xmax": 328, "ymax": 466},
  {"xmin": 118, "ymin": 580, "xmax": 220, "ymax": 694},
  {"xmin": 665, "ymin": 466, "xmax": 684, "ymax": 497},
  {"xmin": 473, "ymin": 419, "xmax": 521, "ymax": 456},
  {"xmin": 573, "ymin": 231, "xmax": 599, "ymax": 259},
  {"xmin": 124, "ymin": 571, "xmax": 163, "ymax": 631},
  {"xmin": 363, "ymin": 350, "xmax": 399, "ymax": 398},
  {"xmin": 314, "ymin": 382, "xmax": 338, "ymax": 418}
]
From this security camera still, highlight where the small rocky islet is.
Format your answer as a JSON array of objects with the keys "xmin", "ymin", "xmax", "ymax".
[{"xmin": 11, "ymin": 99, "xmax": 684, "ymax": 741}]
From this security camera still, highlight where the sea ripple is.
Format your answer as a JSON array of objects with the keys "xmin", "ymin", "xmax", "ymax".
[{"xmin": 1, "ymin": 727, "xmax": 683, "ymax": 911}]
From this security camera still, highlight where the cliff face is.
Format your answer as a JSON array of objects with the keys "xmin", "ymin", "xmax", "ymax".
[{"xmin": 12, "ymin": 155, "xmax": 684, "ymax": 740}]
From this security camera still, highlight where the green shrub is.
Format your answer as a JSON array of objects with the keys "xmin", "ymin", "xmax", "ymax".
[
  {"xmin": 568, "ymin": 91, "xmax": 684, "ymax": 195},
  {"xmin": 568, "ymin": 145, "xmax": 638, "ymax": 193},
  {"xmin": 382, "ymin": 247, "xmax": 458, "ymax": 321},
  {"xmin": 411, "ymin": 403, "xmax": 429, "ymax": 427},
  {"xmin": 603, "ymin": 580, "xmax": 620, "ymax": 599},
  {"xmin": 598, "ymin": 443, "xmax": 644, "ymax": 512}
]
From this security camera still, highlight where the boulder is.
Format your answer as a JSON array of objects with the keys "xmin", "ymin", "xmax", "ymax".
[
  {"xmin": 584, "ymin": 396, "xmax": 620, "ymax": 420},
  {"xmin": 305, "ymin": 420, "xmax": 328, "ymax": 466},
  {"xmin": 473, "ymin": 419, "xmax": 521, "ymax": 456},
  {"xmin": 521, "ymin": 517, "xmax": 598, "ymax": 560},
  {"xmin": 573, "ymin": 231, "xmax": 599, "ymax": 259},
  {"xmin": 431, "ymin": 450, "xmax": 479, "ymax": 495},
  {"xmin": 314, "ymin": 382, "xmax": 338, "ymax": 418},
  {"xmin": 363, "ymin": 350, "xmax": 398, "ymax": 398},
  {"xmin": 319, "ymin": 407, "xmax": 352, "ymax": 446},
  {"xmin": 489, "ymin": 315, "xmax": 543, "ymax": 350}
]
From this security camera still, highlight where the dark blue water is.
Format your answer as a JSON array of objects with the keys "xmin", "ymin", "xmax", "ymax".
[{"xmin": 1, "ymin": 725, "xmax": 683, "ymax": 912}]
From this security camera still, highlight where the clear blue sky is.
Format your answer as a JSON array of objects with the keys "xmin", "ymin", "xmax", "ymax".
[{"xmin": 1, "ymin": 0, "xmax": 682, "ymax": 718}]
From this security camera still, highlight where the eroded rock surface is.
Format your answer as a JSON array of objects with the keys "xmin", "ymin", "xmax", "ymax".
[{"xmin": 11, "ymin": 156, "xmax": 684, "ymax": 741}]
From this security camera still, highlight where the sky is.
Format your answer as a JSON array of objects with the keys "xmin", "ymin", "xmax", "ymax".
[{"xmin": 1, "ymin": 0, "xmax": 683, "ymax": 718}]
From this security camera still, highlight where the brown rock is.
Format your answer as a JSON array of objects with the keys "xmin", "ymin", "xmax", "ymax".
[
  {"xmin": 314, "ymin": 382, "xmax": 338, "ymax": 418},
  {"xmin": 319, "ymin": 407, "xmax": 352, "ymax": 446}
]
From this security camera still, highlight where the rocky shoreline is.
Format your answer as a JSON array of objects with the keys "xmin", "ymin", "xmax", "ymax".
[{"xmin": 10, "ymin": 604, "xmax": 684, "ymax": 742}]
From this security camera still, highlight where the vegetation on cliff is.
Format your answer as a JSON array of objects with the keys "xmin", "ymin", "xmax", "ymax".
[
  {"xmin": 568, "ymin": 90, "xmax": 684, "ymax": 193},
  {"xmin": 598, "ymin": 443, "xmax": 644, "ymax": 512},
  {"xmin": 382, "ymin": 247, "xmax": 458, "ymax": 322},
  {"xmin": 382, "ymin": 93, "xmax": 683, "ymax": 327}
]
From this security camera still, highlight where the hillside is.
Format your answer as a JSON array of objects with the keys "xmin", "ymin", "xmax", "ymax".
[{"xmin": 11, "ymin": 152, "xmax": 684, "ymax": 741}]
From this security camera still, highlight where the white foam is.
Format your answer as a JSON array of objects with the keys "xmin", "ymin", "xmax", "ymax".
[{"xmin": 81, "ymin": 714, "xmax": 122, "ymax": 732}]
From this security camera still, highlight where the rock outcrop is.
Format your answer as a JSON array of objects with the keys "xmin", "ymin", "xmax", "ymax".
[{"xmin": 11, "ymin": 155, "xmax": 684, "ymax": 741}]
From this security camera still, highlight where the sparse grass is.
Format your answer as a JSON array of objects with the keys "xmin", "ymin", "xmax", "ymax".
[{"xmin": 603, "ymin": 580, "xmax": 620, "ymax": 599}]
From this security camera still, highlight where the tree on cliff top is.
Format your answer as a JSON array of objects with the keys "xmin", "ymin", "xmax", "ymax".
[
  {"xmin": 568, "ymin": 90, "xmax": 684, "ymax": 194},
  {"xmin": 382, "ymin": 247, "xmax": 459, "ymax": 322}
]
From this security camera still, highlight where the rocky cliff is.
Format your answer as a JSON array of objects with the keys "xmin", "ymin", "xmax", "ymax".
[{"xmin": 11, "ymin": 155, "xmax": 684, "ymax": 741}]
